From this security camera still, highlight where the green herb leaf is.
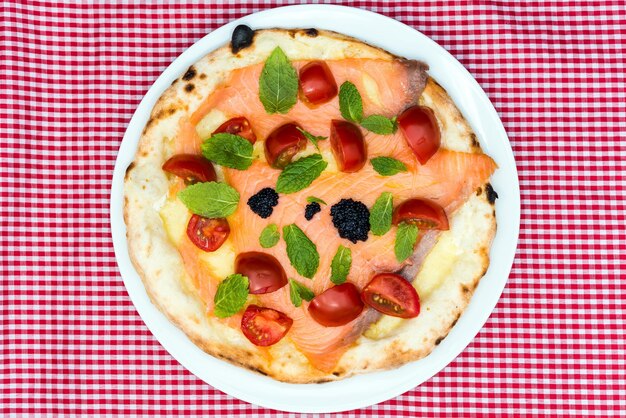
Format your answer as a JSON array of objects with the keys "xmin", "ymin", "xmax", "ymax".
[
  {"xmin": 259, "ymin": 224, "xmax": 280, "ymax": 248},
  {"xmin": 258, "ymin": 47, "xmax": 298, "ymax": 114},
  {"xmin": 339, "ymin": 81, "xmax": 363, "ymax": 123},
  {"xmin": 361, "ymin": 114, "xmax": 397, "ymax": 134},
  {"xmin": 306, "ymin": 196, "xmax": 327, "ymax": 205},
  {"xmin": 370, "ymin": 157, "xmax": 408, "ymax": 177},
  {"xmin": 330, "ymin": 245, "xmax": 352, "ymax": 285},
  {"xmin": 395, "ymin": 222, "xmax": 419, "ymax": 263},
  {"xmin": 283, "ymin": 224, "xmax": 319, "ymax": 279},
  {"xmin": 289, "ymin": 278, "xmax": 315, "ymax": 307},
  {"xmin": 370, "ymin": 192, "xmax": 394, "ymax": 236},
  {"xmin": 213, "ymin": 274, "xmax": 249, "ymax": 318},
  {"xmin": 297, "ymin": 127, "xmax": 327, "ymax": 150},
  {"xmin": 276, "ymin": 154, "xmax": 328, "ymax": 194},
  {"xmin": 178, "ymin": 181, "xmax": 240, "ymax": 218},
  {"xmin": 201, "ymin": 133, "xmax": 253, "ymax": 170}
]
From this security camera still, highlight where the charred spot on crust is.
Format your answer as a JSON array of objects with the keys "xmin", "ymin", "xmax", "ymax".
[
  {"xmin": 184, "ymin": 83, "xmax": 195, "ymax": 92},
  {"xmin": 247, "ymin": 187, "xmax": 279, "ymax": 218},
  {"xmin": 305, "ymin": 28, "xmax": 318, "ymax": 37},
  {"xmin": 470, "ymin": 133, "xmax": 480, "ymax": 149},
  {"xmin": 435, "ymin": 336, "xmax": 445, "ymax": 345},
  {"xmin": 147, "ymin": 105, "xmax": 180, "ymax": 129},
  {"xmin": 199, "ymin": 73, "xmax": 207, "ymax": 80},
  {"xmin": 485, "ymin": 183, "xmax": 498, "ymax": 204},
  {"xmin": 332, "ymin": 371, "xmax": 341, "ymax": 376},
  {"xmin": 251, "ymin": 367, "xmax": 268, "ymax": 376},
  {"xmin": 182, "ymin": 66, "xmax": 196, "ymax": 81},
  {"xmin": 330, "ymin": 199, "xmax": 370, "ymax": 243},
  {"xmin": 304, "ymin": 202, "xmax": 321, "ymax": 220},
  {"xmin": 462, "ymin": 284, "xmax": 470, "ymax": 293},
  {"xmin": 451, "ymin": 313, "xmax": 460, "ymax": 327},
  {"xmin": 476, "ymin": 186, "xmax": 482, "ymax": 196},
  {"xmin": 231, "ymin": 24, "xmax": 255, "ymax": 54},
  {"xmin": 124, "ymin": 162, "xmax": 135, "ymax": 180}
]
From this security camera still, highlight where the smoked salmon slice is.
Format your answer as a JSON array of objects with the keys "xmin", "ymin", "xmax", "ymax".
[{"xmin": 172, "ymin": 57, "xmax": 496, "ymax": 372}]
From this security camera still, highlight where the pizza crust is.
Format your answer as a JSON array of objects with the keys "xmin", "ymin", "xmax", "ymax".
[{"xmin": 124, "ymin": 28, "xmax": 496, "ymax": 383}]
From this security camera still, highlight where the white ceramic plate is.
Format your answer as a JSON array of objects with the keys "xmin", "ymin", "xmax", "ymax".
[{"xmin": 111, "ymin": 4, "xmax": 520, "ymax": 413}]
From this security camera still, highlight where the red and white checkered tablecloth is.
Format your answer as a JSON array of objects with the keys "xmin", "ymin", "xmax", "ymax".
[{"xmin": 2, "ymin": 0, "xmax": 625, "ymax": 416}]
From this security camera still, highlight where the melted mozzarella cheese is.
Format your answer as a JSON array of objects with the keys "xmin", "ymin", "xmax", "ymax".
[
  {"xmin": 160, "ymin": 196, "xmax": 236, "ymax": 281},
  {"xmin": 195, "ymin": 109, "xmax": 227, "ymax": 140}
]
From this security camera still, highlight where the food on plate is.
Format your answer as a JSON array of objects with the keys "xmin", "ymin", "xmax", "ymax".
[{"xmin": 124, "ymin": 26, "xmax": 498, "ymax": 382}]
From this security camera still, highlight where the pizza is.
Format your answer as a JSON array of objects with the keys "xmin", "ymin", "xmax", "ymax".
[{"xmin": 123, "ymin": 25, "xmax": 498, "ymax": 383}]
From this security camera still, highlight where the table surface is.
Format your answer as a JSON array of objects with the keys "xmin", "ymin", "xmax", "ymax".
[{"xmin": 2, "ymin": 1, "xmax": 625, "ymax": 416}]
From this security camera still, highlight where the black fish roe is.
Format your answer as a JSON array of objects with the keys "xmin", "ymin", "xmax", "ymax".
[
  {"xmin": 330, "ymin": 199, "xmax": 370, "ymax": 243},
  {"xmin": 247, "ymin": 187, "xmax": 279, "ymax": 219},
  {"xmin": 304, "ymin": 202, "xmax": 321, "ymax": 220}
]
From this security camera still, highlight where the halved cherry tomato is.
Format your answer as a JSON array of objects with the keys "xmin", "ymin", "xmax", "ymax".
[
  {"xmin": 235, "ymin": 252, "xmax": 287, "ymax": 294},
  {"xmin": 392, "ymin": 198, "xmax": 449, "ymax": 230},
  {"xmin": 264, "ymin": 123, "xmax": 307, "ymax": 168},
  {"xmin": 186, "ymin": 215, "xmax": 230, "ymax": 252},
  {"xmin": 299, "ymin": 61, "xmax": 338, "ymax": 105},
  {"xmin": 213, "ymin": 116, "xmax": 256, "ymax": 144},
  {"xmin": 308, "ymin": 283, "xmax": 364, "ymax": 327},
  {"xmin": 361, "ymin": 273, "xmax": 420, "ymax": 318},
  {"xmin": 241, "ymin": 305, "xmax": 293, "ymax": 347},
  {"xmin": 162, "ymin": 154, "xmax": 216, "ymax": 184},
  {"xmin": 330, "ymin": 120, "xmax": 367, "ymax": 173},
  {"xmin": 397, "ymin": 105, "xmax": 440, "ymax": 164}
]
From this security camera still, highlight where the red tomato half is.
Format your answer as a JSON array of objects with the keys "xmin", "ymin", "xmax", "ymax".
[
  {"xmin": 241, "ymin": 305, "xmax": 293, "ymax": 347},
  {"xmin": 235, "ymin": 252, "xmax": 288, "ymax": 294},
  {"xmin": 361, "ymin": 273, "xmax": 420, "ymax": 318},
  {"xmin": 162, "ymin": 154, "xmax": 216, "ymax": 184},
  {"xmin": 308, "ymin": 283, "xmax": 364, "ymax": 327},
  {"xmin": 397, "ymin": 106, "xmax": 441, "ymax": 164},
  {"xmin": 213, "ymin": 116, "xmax": 257, "ymax": 144},
  {"xmin": 186, "ymin": 215, "xmax": 230, "ymax": 252},
  {"xmin": 392, "ymin": 198, "xmax": 449, "ymax": 230},
  {"xmin": 264, "ymin": 123, "xmax": 307, "ymax": 168},
  {"xmin": 299, "ymin": 61, "xmax": 338, "ymax": 106},
  {"xmin": 330, "ymin": 120, "xmax": 367, "ymax": 173}
]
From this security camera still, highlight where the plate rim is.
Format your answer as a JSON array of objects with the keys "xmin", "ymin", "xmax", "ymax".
[{"xmin": 110, "ymin": 4, "xmax": 520, "ymax": 413}]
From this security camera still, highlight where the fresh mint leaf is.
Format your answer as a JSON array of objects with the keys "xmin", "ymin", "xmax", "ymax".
[
  {"xmin": 283, "ymin": 224, "xmax": 319, "ymax": 279},
  {"xmin": 297, "ymin": 127, "xmax": 327, "ymax": 150},
  {"xmin": 330, "ymin": 245, "xmax": 352, "ymax": 285},
  {"xmin": 370, "ymin": 192, "xmax": 394, "ymax": 236},
  {"xmin": 370, "ymin": 157, "xmax": 408, "ymax": 177},
  {"xmin": 201, "ymin": 133, "xmax": 253, "ymax": 170},
  {"xmin": 258, "ymin": 47, "xmax": 298, "ymax": 114},
  {"xmin": 361, "ymin": 115, "xmax": 397, "ymax": 135},
  {"xmin": 213, "ymin": 274, "xmax": 249, "ymax": 318},
  {"xmin": 178, "ymin": 181, "xmax": 240, "ymax": 218},
  {"xmin": 276, "ymin": 154, "xmax": 327, "ymax": 194},
  {"xmin": 259, "ymin": 224, "xmax": 280, "ymax": 248},
  {"xmin": 395, "ymin": 222, "xmax": 419, "ymax": 263},
  {"xmin": 289, "ymin": 278, "xmax": 315, "ymax": 307},
  {"xmin": 339, "ymin": 81, "xmax": 363, "ymax": 123},
  {"xmin": 306, "ymin": 196, "xmax": 327, "ymax": 205}
]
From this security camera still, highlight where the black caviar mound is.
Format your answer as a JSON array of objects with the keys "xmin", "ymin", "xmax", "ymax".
[
  {"xmin": 330, "ymin": 199, "xmax": 370, "ymax": 243},
  {"xmin": 247, "ymin": 187, "xmax": 279, "ymax": 218},
  {"xmin": 304, "ymin": 202, "xmax": 321, "ymax": 220}
]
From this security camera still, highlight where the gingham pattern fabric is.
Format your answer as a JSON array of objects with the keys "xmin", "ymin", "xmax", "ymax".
[{"xmin": 2, "ymin": 1, "xmax": 624, "ymax": 416}]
